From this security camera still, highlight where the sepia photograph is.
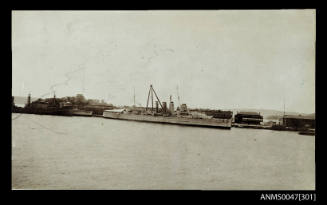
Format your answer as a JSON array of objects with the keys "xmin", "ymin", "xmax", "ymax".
[{"xmin": 12, "ymin": 10, "xmax": 315, "ymax": 190}]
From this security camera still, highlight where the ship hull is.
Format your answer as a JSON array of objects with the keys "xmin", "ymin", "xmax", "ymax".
[
  {"xmin": 12, "ymin": 107, "xmax": 73, "ymax": 116},
  {"xmin": 103, "ymin": 112, "xmax": 232, "ymax": 129},
  {"xmin": 72, "ymin": 110, "xmax": 93, "ymax": 116}
]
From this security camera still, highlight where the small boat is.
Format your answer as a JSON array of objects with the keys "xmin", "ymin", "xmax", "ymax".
[{"xmin": 299, "ymin": 129, "xmax": 315, "ymax": 136}]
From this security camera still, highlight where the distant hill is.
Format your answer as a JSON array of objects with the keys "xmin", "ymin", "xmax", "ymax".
[
  {"xmin": 186, "ymin": 106, "xmax": 313, "ymax": 119},
  {"xmin": 229, "ymin": 108, "xmax": 314, "ymax": 119}
]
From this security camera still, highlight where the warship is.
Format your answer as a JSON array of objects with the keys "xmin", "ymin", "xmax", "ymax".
[{"xmin": 103, "ymin": 85, "xmax": 232, "ymax": 129}]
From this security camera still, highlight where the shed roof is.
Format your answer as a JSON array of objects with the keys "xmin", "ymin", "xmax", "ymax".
[{"xmin": 236, "ymin": 111, "xmax": 261, "ymax": 116}]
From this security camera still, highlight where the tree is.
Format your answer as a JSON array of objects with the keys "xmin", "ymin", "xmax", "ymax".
[{"xmin": 75, "ymin": 94, "xmax": 87, "ymax": 106}]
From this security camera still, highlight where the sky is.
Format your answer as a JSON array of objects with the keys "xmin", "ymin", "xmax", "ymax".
[{"xmin": 12, "ymin": 10, "xmax": 315, "ymax": 113}]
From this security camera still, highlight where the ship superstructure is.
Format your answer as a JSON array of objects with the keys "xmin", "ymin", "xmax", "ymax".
[{"xmin": 103, "ymin": 85, "xmax": 232, "ymax": 129}]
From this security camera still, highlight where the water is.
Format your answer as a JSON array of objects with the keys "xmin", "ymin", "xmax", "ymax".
[{"xmin": 12, "ymin": 113, "xmax": 315, "ymax": 190}]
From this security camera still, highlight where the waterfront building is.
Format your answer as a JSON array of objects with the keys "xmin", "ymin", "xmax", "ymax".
[
  {"xmin": 282, "ymin": 115, "xmax": 315, "ymax": 129},
  {"xmin": 234, "ymin": 111, "xmax": 263, "ymax": 125}
]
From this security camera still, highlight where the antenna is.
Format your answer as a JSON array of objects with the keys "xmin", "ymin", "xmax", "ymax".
[{"xmin": 176, "ymin": 85, "xmax": 181, "ymax": 107}]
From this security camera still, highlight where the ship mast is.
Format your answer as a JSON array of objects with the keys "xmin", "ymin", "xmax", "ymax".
[
  {"xmin": 82, "ymin": 66, "xmax": 85, "ymax": 93},
  {"xmin": 176, "ymin": 85, "xmax": 181, "ymax": 107},
  {"xmin": 282, "ymin": 96, "xmax": 286, "ymax": 125},
  {"xmin": 151, "ymin": 87, "xmax": 153, "ymax": 110},
  {"xmin": 283, "ymin": 99, "xmax": 285, "ymax": 116},
  {"xmin": 133, "ymin": 87, "xmax": 136, "ymax": 107}
]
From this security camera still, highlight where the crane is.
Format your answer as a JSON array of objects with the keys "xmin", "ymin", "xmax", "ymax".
[{"xmin": 145, "ymin": 85, "xmax": 163, "ymax": 112}]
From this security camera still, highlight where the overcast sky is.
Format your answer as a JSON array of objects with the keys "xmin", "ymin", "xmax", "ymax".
[{"xmin": 12, "ymin": 10, "xmax": 315, "ymax": 113}]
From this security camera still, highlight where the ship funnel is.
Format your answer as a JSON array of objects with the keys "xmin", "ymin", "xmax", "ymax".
[
  {"xmin": 155, "ymin": 101, "xmax": 159, "ymax": 113},
  {"xmin": 162, "ymin": 102, "xmax": 167, "ymax": 113},
  {"xmin": 169, "ymin": 101, "xmax": 174, "ymax": 113}
]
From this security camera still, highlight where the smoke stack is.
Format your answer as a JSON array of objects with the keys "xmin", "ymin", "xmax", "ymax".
[
  {"xmin": 169, "ymin": 102, "xmax": 174, "ymax": 113},
  {"xmin": 155, "ymin": 101, "xmax": 159, "ymax": 113},
  {"xmin": 162, "ymin": 102, "xmax": 167, "ymax": 113}
]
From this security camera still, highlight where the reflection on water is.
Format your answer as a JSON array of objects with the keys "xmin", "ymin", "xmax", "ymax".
[{"xmin": 12, "ymin": 113, "xmax": 315, "ymax": 190}]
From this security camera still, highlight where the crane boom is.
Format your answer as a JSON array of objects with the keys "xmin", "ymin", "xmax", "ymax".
[{"xmin": 145, "ymin": 85, "xmax": 163, "ymax": 111}]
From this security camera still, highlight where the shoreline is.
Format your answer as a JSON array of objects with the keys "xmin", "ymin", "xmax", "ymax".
[{"xmin": 12, "ymin": 112, "xmax": 313, "ymax": 133}]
